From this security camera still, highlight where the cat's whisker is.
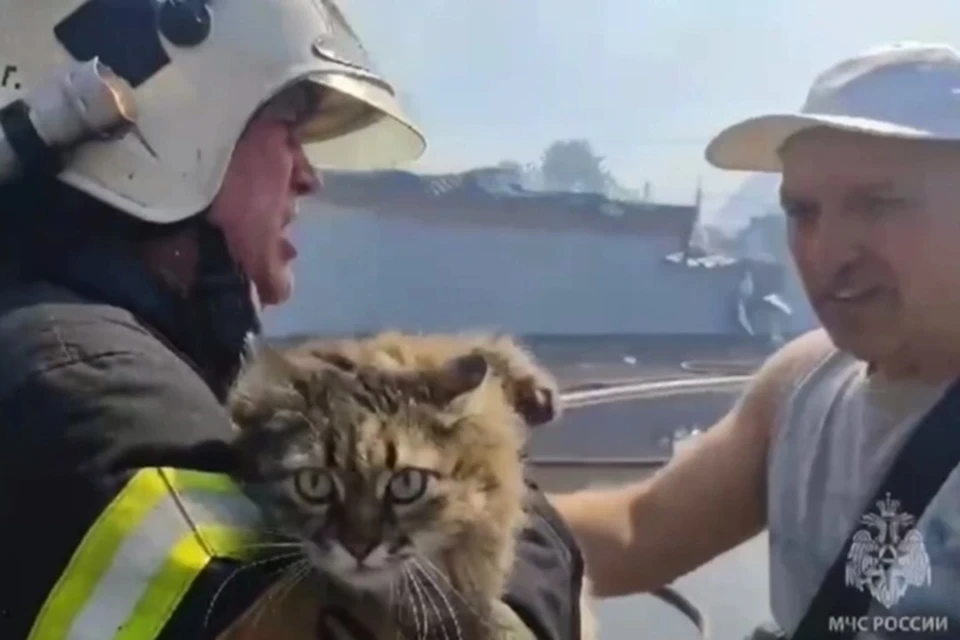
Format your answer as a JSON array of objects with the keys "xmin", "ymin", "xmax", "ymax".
[
  {"xmin": 388, "ymin": 569, "xmax": 407, "ymax": 617},
  {"xmin": 270, "ymin": 561, "xmax": 314, "ymax": 606},
  {"xmin": 247, "ymin": 560, "xmax": 313, "ymax": 632},
  {"xmin": 393, "ymin": 569, "xmax": 409, "ymax": 636},
  {"xmin": 410, "ymin": 564, "xmax": 456, "ymax": 640},
  {"xmin": 401, "ymin": 566, "xmax": 428, "ymax": 640},
  {"xmin": 381, "ymin": 570, "xmax": 397, "ymax": 635},
  {"xmin": 392, "ymin": 570, "xmax": 407, "ymax": 629},
  {"xmin": 387, "ymin": 573, "xmax": 397, "ymax": 625},
  {"xmin": 390, "ymin": 570, "xmax": 407, "ymax": 633},
  {"xmin": 203, "ymin": 551, "xmax": 306, "ymax": 628},
  {"xmin": 413, "ymin": 555, "xmax": 491, "ymax": 629},
  {"xmin": 411, "ymin": 560, "xmax": 464, "ymax": 640},
  {"xmin": 411, "ymin": 565, "xmax": 440, "ymax": 640}
]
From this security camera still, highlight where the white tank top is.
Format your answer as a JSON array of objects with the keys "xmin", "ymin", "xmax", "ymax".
[{"xmin": 767, "ymin": 345, "xmax": 960, "ymax": 638}]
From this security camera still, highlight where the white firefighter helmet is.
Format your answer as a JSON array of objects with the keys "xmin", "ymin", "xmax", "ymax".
[{"xmin": 0, "ymin": 0, "xmax": 426, "ymax": 223}]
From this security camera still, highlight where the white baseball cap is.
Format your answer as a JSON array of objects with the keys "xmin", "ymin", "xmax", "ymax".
[{"xmin": 705, "ymin": 41, "xmax": 960, "ymax": 172}]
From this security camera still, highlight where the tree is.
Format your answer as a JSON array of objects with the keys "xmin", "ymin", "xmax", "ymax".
[
  {"xmin": 494, "ymin": 160, "xmax": 541, "ymax": 190},
  {"xmin": 539, "ymin": 139, "xmax": 610, "ymax": 194}
]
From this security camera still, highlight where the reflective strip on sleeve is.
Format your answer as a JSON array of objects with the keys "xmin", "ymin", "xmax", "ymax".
[{"xmin": 27, "ymin": 467, "xmax": 264, "ymax": 640}]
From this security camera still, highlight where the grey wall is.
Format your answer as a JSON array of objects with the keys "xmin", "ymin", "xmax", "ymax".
[{"xmin": 262, "ymin": 207, "xmax": 765, "ymax": 337}]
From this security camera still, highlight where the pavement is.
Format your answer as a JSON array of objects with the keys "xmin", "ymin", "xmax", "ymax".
[{"xmin": 595, "ymin": 533, "xmax": 772, "ymax": 640}]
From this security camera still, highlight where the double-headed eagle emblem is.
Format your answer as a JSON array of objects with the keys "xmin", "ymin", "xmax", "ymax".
[{"xmin": 844, "ymin": 493, "xmax": 932, "ymax": 608}]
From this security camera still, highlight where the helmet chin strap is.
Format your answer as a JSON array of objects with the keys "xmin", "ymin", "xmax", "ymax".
[
  {"xmin": 190, "ymin": 216, "xmax": 262, "ymax": 384},
  {"xmin": 248, "ymin": 278, "xmax": 264, "ymax": 318}
]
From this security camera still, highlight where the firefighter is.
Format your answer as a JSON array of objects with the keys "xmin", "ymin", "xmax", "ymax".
[{"xmin": 0, "ymin": 1, "xmax": 585, "ymax": 638}]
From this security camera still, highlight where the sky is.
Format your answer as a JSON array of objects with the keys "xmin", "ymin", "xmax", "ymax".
[{"xmin": 340, "ymin": 0, "xmax": 960, "ymax": 229}]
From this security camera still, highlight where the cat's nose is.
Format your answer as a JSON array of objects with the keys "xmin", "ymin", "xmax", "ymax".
[{"xmin": 342, "ymin": 538, "xmax": 378, "ymax": 562}]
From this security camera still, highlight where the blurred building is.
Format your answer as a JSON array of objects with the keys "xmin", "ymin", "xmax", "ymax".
[{"xmin": 264, "ymin": 167, "xmax": 800, "ymax": 343}]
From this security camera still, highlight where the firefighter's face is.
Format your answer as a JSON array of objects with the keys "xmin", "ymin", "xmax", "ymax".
[{"xmin": 208, "ymin": 86, "xmax": 320, "ymax": 306}]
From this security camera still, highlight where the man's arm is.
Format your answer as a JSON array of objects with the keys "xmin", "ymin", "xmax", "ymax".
[{"xmin": 549, "ymin": 330, "xmax": 834, "ymax": 597}]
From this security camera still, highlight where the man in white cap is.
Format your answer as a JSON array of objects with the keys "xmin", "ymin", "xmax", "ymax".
[
  {"xmin": 552, "ymin": 41, "xmax": 960, "ymax": 637},
  {"xmin": 0, "ymin": 1, "xmax": 585, "ymax": 638}
]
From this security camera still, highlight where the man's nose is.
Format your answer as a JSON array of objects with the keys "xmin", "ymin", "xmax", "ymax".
[{"xmin": 291, "ymin": 143, "xmax": 320, "ymax": 195}]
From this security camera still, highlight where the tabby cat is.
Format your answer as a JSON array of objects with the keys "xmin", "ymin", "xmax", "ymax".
[{"xmin": 226, "ymin": 331, "xmax": 595, "ymax": 640}]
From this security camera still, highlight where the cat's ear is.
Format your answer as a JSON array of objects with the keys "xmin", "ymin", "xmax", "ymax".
[
  {"xmin": 464, "ymin": 335, "xmax": 560, "ymax": 428},
  {"xmin": 229, "ymin": 344, "xmax": 306, "ymax": 428},
  {"xmin": 427, "ymin": 352, "xmax": 490, "ymax": 407},
  {"xmin": 505, "ymin": 375, "xmax": 558, "ymax": 427},
  {"xmin": 236, "ymin": 344, "xmax": 301, "ymax": 391},
  {"xmin": 257, "ymin": 343, "xmax": 301, "ymax": 377},
  {"xmin": 287, "ymin": 339, "xmax": 359, "ymax": 374}
]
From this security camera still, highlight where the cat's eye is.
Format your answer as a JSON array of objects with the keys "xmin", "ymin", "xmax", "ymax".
[
  {"xmin": 293, "ymin": 469, "xmax": 335, "ymax": 504},
  {"xmin": 386, "ymin": 468, "xmax": 429, "ymax": 504}
]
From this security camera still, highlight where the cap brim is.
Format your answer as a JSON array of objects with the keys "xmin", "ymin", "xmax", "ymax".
[
  {"xmin": 704, "ymin": 113, "xmax": 945, "ymax": 172},
  {"xmin": 298, "ymin": 71, "xmax": 426, "ymax": 171}
]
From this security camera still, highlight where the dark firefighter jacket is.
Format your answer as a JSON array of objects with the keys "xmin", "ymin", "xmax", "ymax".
[{"xmin": 0, "ymin": 199, "xmax": 586, "ymax": 640}]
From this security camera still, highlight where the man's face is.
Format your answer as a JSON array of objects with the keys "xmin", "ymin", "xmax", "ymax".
[
  {"xmin": 208, "ymin": 85, "xmax": 320, "ymax": 306},
  {"xmin": 779, "ymin": 128, "xmax": 960, "ymax": 369}
]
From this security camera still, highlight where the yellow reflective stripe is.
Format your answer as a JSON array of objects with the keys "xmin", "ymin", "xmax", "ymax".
[
  {"xmin": 27, "ymin": 469, "xmax": 170, "ymax": 640},
  {"xmin": 116, "ymin": 526, "xmax": 256, "ymax": 640},
  {"xmin": 164, "ymin": 467, "xmax": 244, "ymax": 495},
  {"xmin": 27, "ymin": 467, "xmax": 262, "ymax": 640}
]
